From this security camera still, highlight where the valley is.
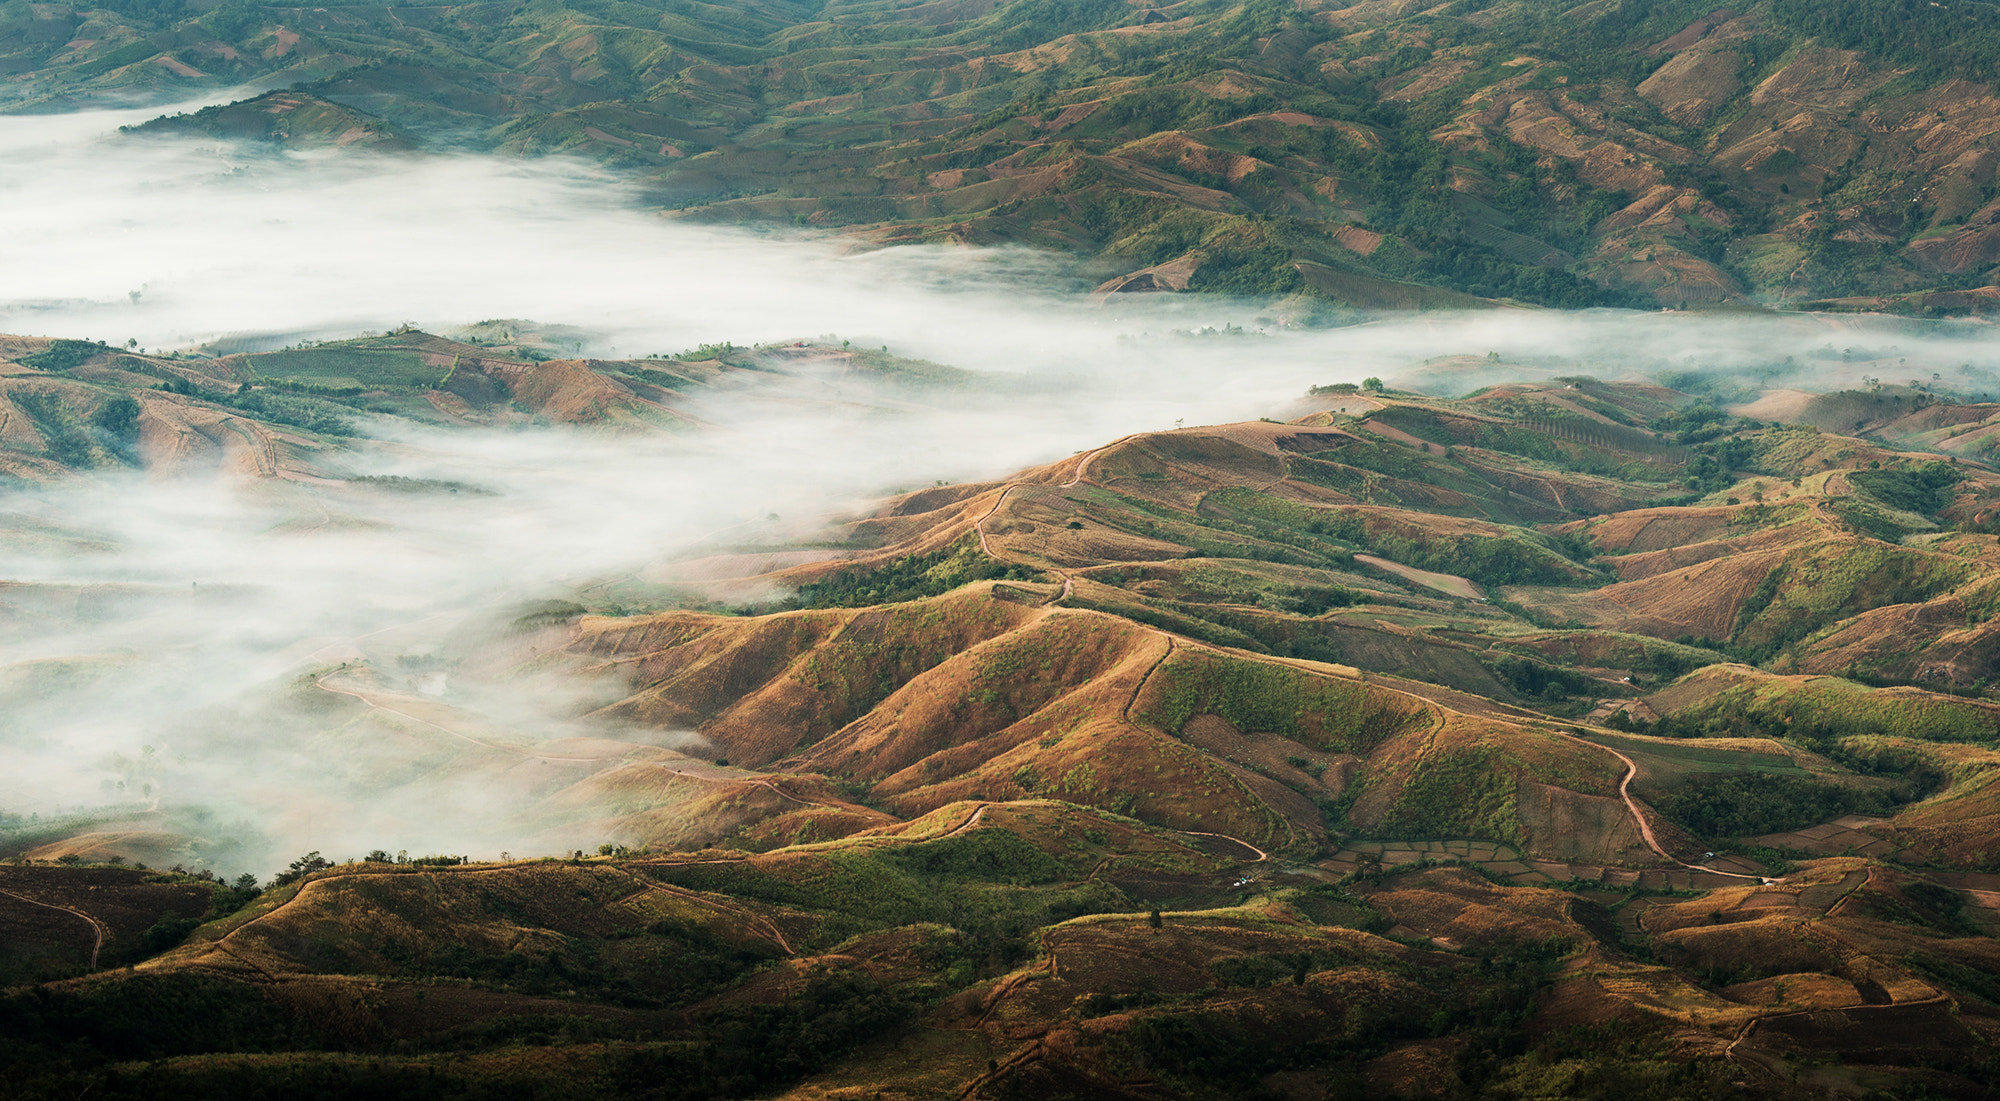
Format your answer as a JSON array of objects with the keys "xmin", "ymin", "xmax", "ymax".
[
  {"xmin": 5, "ymin": 322, "xmax": 2000, "ymax": 1097},
  {"xmin": 12, "ymin": 3, "xmax": 2000, "ymax": 1095}
]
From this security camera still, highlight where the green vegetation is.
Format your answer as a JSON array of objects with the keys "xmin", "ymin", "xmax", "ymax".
[
  {"xmin": 19, "ymin": 340, "xmax": 107, "ymax": 371},
  {"xmin": 1377, "ymin": 748, "xmax": 1522, "ymax": 844},
  {"xmin": 1770, "ymin": 0, "xmax": 2000, "ymax": 85},
  {"xmin": 1110, "ymin": 931, "xmax": 1570, "ymax": 1093},
  {"xmin": 145, "ymin": 372, "xmax": 358, "ymax": 436},
  {"xmin": 1486, "ymin": 655, "xmax": 1601, "ymax": 704},
  {"xmin": 787, "ymin": 537, "xmax": 1041, "ymax": 609},
  {"xmin": 1653, "ymin": 772, "xmax": 1897, "ymax": 841},
  {"xmin": 1852, "ymin": 461, "xmax": 1966, "ymax": 518},
  {"xmin": 216, "ymin": 389, "xmax": 355, "ymax": 436},
  {"xmin": 268, "ymin": 851, "xmax": 333, "ymax": 888},
  {"xmin": 1373, "ymin": 405, "xmax": 1684, "ymax": 485},
  {"xmin": 422, "ymin": 921, "xmax": 770, "ymax": 1005},
  {"xmin": 838, "ymin": 348, "xmax": 983, "ymax": 389},
  {"xmin": 1730, "ymin": 544, "xmax": 1975, "ymax": 661},
  {"xmin": 660, "ymin": 844, "xmax": 1124, "ymax": 953},
  {"xmin": 9, "ymin": 390, "xmax": 129, "ymax": 468},
  {"xmin": 1203, "ymin": 484, "xmax": 1588, "ymax": 586},
  {"xmin": 1316, "ymin": 513, "xmax": 1585, "ymax": 587},
  {"xmin": 0, "ymin": 962, "xmax": 907, "ymax": 1100},
  {"xmin": 129, "ymin": 872, "xmax": 260, "ymax": 958},
  {"xmin": 1651, "ymin": 676, "xmax": 2000, "ymax": 748},
  {"xmin": 603, "ymin": 972, "xmax": 915, "ymax": 1100},
  {"xmin": 0, "ymin": 972, "xmax": 310, "ymax": 1062},
  {"xmin": 247, "ymin": 348, "xmax": 443, "ymax": 389},
  {"xmin": 1140, "ymin": 651, "xmax": 1414, "ymax": 754},
  {"xmin": 9, "ymin": 391, "xmax": 91, "ymax": 467},
  {"xmin": 90, "ymin": 395, "xmax": 139, "ymax": 444},
  {"xmin": 878, "ymin": 828, "xmax": 1061, "ymax": 885}
]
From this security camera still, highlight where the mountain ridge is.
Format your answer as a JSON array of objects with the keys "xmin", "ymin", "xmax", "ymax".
[{"xmin": 18, "ymin": 0, "xmax": 2000, "ymax": 310}]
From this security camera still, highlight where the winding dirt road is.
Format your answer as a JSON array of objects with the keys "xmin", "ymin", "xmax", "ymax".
[
  {"xmin": 938, "ymin": 803, "xmax": 991, "ymax": 839},
  {"xmin": 973, "ymin": 434, "xmax": 1137, "ymax": 602},
  {"xmin": 978, "ymin": 468, "xmax": 1311, "ymax": 869},
  {"xmin": 983, "ymin": 475, "xmax": 1748, "ymax": 883},
  {"xmin": 658, "ymin": 766, "xmax": 828, "ymax": 809},
  {"xmin": 0, "ymin": 887, "xmax": 109, "ymax": 969},
  {"xmin": 1548, "ymin": 727, "xmax": 1770, "ymax": 883},
  {"xmin": 1181, "ymin": 831, "xmax": 1270, "ymax": 863},
  {"xmin": 673, "ymin": 421, "xmax": 1736, "ymax": 888}
]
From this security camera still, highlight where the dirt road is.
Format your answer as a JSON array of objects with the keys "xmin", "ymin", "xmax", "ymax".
[
  {"xmin": 1181, "ymin": 831, "xmax": 1270, "ymax": 862},
  {"xmin": 972, "ymin": 431, "xmax": 1726, "ymax": 882},
  {"xmin": 973, "ymin": 435, "xmax": 1138, "ymax": 600},
  {"xmin": 0, "ymin": 887, "xmax": 109, "ymax": 969},
  {"xmin": 1548, "ymin": 727, "xmax": 1770, "ymax": 883}
]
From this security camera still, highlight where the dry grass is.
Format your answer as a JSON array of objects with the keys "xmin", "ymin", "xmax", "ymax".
[
  {"xmin": 0, "ymin": 866, "xmax": 214, "ymax": 975},
  {"xmin": 1505, "ymin": 545, "xmax": 1791, "ymax": 640}
]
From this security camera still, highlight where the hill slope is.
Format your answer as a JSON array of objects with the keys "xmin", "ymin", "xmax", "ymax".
[
  {"xmin": 9, "ymin": 356, "xmax": 2000, "ymax": 1096},
  {"xmin": 20, "ymin": 1, "xmax": 2000, "ymax": 308}
]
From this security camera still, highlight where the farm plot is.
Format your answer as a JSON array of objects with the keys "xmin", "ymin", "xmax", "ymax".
[{"xmin": 247, "ymin": 348, "xmax": 445, "ymax": 389}]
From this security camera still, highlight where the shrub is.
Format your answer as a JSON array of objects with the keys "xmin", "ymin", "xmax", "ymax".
[{"xmin": 20, "ymin": 340, "xmax": 107, "ymax": 371}]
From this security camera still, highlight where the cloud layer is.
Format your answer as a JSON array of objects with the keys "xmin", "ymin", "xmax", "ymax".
[{"xmin": 7, "ymin": 100, "xmax": 2000, "ymax": 874}]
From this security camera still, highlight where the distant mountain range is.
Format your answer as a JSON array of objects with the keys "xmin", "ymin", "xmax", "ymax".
[{"xmin": 14, "ymin": 0, "xmax": 2000, "ymax": 312}]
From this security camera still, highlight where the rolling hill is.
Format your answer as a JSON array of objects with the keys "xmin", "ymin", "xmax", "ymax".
[{"xmin": 8, "ymin": 326, "xmax": 2000, "ymax": 1096}]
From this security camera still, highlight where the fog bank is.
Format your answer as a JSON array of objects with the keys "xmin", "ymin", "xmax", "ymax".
[{"xmin": 7, "ymin": 99, "xmax": 2000, "ymax": 876}]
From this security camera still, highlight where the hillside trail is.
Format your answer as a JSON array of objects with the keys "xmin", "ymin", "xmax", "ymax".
[
  {"xmin": 969, "ymin": 443, "xmax": 1301, "ymax": 868},
  {"xmin": 1724, "ymin": 989, "xmax": 1954, "ymax": 1073},
  {"xmin": 655, "ymin": 762, "xmax": 829, "ymax": 810},
  {"xmin": 624, "ymin": 880, "xmax": 795, "ymax": 954},
  {"xmin": 974, "ymin": 434, "xmax": 1138, "ymax": 602},
  {"xmin": 0, "ymin": 887, "xmax": 108, "ymax": 969},
  {"xmin": 1354, "ymin": 674, "xmax": 1760, "ymax": 877},
  {"xmin": 973, "ymin": 435, "xmax": 1769, "ymax": 884},
  {"xmin": 938, "ymin": 802, "xmax": 991, "ymax": 839},
  {"xmin": 1180, "ymin": 832, "xmax": 1271, "ymax": 862},
  {"xmin": 633, "ymin": 798, "xmax": 996, "ymax": 875},
  {"xmin": 1374, "ymin": 672, "xmax": 1768, "ymax": 880},
  {"xmin": 1547, "ymin": 727, "xmax": 1771, "ymax": 883}
]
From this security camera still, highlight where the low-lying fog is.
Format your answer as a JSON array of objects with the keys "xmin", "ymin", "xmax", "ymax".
[{"xmin": 6, "ymin": 95, "xmax": 1999, "ymax": 876}]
